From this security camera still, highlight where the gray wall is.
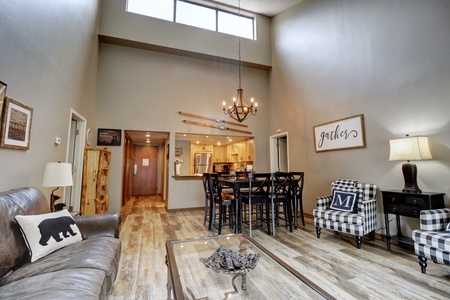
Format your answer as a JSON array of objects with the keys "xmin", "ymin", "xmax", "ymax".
[
  {"xmin": 0, "ymin": 1, "xmax": 100, "ymax": 203},
  {"xmin": 97, "ymin": 44, "xmax": 270, "ymax": 211},
  {"xmin": 271, "ymin": 0, "xmax": 450, "ymax": 235}
]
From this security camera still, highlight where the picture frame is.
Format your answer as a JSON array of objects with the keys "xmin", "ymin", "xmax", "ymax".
[
  {"xmin": 0, "ymin": 81, "xmax": 7, "ymax": 123},
  {"xmin": 313, "ymin": 114, "xmax": 365, "ymax": 152},
  {"xmin": 97, "ymin": 128, "xmax": 122, "ymax": 146},
  {"xmin": 0, "ymin": 98, "xmax": 33, "ymax": 150}
]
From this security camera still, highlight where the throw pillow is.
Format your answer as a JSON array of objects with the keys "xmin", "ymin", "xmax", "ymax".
[
  {"xmin": 15, "ymin": 209, "xmax": 82, "ymax": 262},
  {"xmin": 330, "ymin": 190, "xmax": 359, "ymax": 212}
]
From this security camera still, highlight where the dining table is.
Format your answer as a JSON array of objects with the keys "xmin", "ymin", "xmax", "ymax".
[{"xmin": 218, "ymin": 174, "xmax": 301, "ymax": 235}]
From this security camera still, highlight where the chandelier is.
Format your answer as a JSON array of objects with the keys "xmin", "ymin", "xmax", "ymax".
[{"xmin": 222, "ymin": 0, "xmax": 257, "ymax": 123}]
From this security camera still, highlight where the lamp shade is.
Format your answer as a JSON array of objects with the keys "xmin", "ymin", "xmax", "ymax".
[
  {"xmin": 42, "ymin": 162, "xmax": 73, "ymax": 187},
  {"xmin": 389, "ymin": 136, "xmax": 432, "ymax": 161}
]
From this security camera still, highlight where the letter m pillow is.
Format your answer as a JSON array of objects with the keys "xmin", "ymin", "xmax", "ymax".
[{"xmin": 330, "ymin": 190, "xmax": 358, "ymax": 212}]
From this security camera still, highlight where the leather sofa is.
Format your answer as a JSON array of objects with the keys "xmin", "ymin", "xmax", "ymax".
[{"xmin": 0, "ymin": 187, "xmax": 121, "ymax": 299}]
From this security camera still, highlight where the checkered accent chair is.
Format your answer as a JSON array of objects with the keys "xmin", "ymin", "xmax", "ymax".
[
  {"xmin": 313, "ymin": 179, "xmax": 378, "ymax": 249},
  {"xmin": 412, "ymin": 208, "xmax": 450, "ymax": 274}
]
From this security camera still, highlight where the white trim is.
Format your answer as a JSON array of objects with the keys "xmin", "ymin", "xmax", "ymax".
[
  {"xmin": 269, "ymin": 132, "xmax": 289, "ymax": 173},
  {"xmin": 65, "ymin": 109, "xmax": 87, "ymax": 212}
]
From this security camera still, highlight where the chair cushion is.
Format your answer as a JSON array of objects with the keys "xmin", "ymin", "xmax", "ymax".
[
  {"xmin": 15, "ymin": 210, "xmax": 82, "ymax": 262},
  {"xmin": 412, "ymin": 230, "xmax": 450, "ymax": 251},
  {"xmin": 313, "ymin": 209, "xmax": 364, "ymax": 225},
  {"xmin": 329, "ymin": 190, "xmax": 358, "ymax": 212}
]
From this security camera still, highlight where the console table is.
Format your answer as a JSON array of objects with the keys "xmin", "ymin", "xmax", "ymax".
[{"xmin": 382, "ymin": 190, "xmax": 445, "ymax": 249}]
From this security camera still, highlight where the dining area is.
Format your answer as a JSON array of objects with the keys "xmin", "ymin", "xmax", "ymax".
[{"xmin": 202, "ymin": 171, "xmax": 305, "ymax": 237}]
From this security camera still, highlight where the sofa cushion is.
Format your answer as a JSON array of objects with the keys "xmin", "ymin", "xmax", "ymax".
[
  {"xmin": 0, "ymin": 268, "xmax": 108, "ymax": 300},
  {"xmin": 0, "ymin": 187, "xmax": 50, "ymax": 278},
  {"xmin": 15, "ymin": 209, "xmax": 82, "ymax": 262},
  {"xmin": 0, "ymin": 236, "xmax": 120, "ymax": 287}
]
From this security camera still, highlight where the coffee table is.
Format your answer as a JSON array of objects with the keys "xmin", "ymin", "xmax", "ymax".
[{"xmin": 166, "ymin": 234, "xmax": 335, "ymax": 300}]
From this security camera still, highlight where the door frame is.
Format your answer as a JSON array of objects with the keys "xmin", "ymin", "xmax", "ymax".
[
  {"xmin": 66, "ymin": 108, "xmax": 86, "ymax": 212},
  {"xmin": 269, "ymin": 132, "xmax": 289, "ymax": 172}
]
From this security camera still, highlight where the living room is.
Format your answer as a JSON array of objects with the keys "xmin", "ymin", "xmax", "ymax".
[{"xmin": 0, "ymin": 0, "xmax": 449, "ymax": 298}]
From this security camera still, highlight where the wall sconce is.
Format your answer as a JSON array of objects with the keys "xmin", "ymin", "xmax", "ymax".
[
  {"xmin": 389, "ymin": 135, "xmax": 432, "ymax": 193},
  {"xmin": 42, "ymin": 162, "xmax": 73, "ymax": 211}
]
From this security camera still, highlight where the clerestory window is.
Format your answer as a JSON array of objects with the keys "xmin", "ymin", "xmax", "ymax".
[{"xmin": 126, "ymin": 0, "xmax": 255, "ymax": 40}]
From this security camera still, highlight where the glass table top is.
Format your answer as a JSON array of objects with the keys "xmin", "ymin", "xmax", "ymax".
[{"xmin": 166, "ymin": 234, "xmax": 335, "ymax": 300}]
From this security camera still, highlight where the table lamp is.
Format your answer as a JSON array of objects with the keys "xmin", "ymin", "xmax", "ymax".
[
  {"xmin": 42, "ymin": 162, "xmax": 73, "ymax": 211},
  {"xmin": 389, "ymin": 135, "xmax": 432, "ymax": 193}
]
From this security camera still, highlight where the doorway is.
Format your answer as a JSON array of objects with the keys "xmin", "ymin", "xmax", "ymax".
[
  {"xmin": 270, "ymin": 132, "xmax": 289, "ymax": 172},
  {"xmin": 132, "ymin": 145, "xmax": 158, "ymax": 196},
  {"xmin": 66, "ymin": 109, "xmax": 86, "ymax": 212}
]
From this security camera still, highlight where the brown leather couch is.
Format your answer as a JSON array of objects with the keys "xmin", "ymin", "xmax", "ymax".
[{"xmin": 0, "ymin": 187, "xmax": 121, "ymax": 299}]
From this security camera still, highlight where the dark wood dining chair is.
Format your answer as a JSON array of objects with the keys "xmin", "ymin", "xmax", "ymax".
[
  {"xmin": 289, "ymin": 172, "xmax": 305, "ymax": 228},
  {"xmin": 202, "ymin": 173, "xmax": 212, "ymax": 226},
  {"xmin": 208, "ymin": 173, "xmax": 235, "ymax": 235},
  {"xmin": 271, "ymin": 172, "xmax": 293, "ymax": 234},
  {"xmin": 241, "ymin": 172, "xmax": 272, "ymax": 237}
]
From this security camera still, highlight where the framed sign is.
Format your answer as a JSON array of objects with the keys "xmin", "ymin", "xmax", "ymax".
[
  {"xmin": 0, "ymin": 98, "xmax": 33, "ymax": 150},
  {"xmin": 313, "ymin": 114, "xmax": 365, "ymax": 152},
  {"xmin": 97, "ymin": 128, "xmax": 122, "ymax": 146}
]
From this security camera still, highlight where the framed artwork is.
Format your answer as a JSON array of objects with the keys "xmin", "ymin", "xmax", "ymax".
[
  {"xmin": 0, "ymin": 98, "xmax": 33, "ymax": 150},
  {"xmin": 97, "ymin": 128, "xmax": 122, "ymax": 146},
  {"xmin": 313, "ymin": 114, "xmax": 365, "ymax": 152},
  {"xmin": 0, "ymin": 81, "xmax": 7, "ymax": 123}
]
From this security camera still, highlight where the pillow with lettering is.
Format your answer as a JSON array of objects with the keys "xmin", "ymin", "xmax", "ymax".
[
  {"xmin": 15, "ymin": 209, "xmax": 82, "ymax": 262},
  {"xmin": 330, "ymin": 190, "xmax": 359, "ymax": 212}
]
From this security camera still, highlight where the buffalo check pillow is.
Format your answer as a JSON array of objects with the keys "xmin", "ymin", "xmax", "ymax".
[
  {"xmin": 330, "ymin": 190, "xmax": 359, "ymax": 212},
  {"xmin": 15, "ymin": 209, "xmax": 82, "ymax": 262}
]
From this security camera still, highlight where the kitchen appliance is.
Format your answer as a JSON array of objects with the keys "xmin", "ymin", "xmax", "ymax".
[{"xmin": 194, "ymin": 153, "xmax": 212, "ymax": 175}]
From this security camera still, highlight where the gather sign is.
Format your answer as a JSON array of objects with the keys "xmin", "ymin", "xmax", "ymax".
[{"xmin": 313, "ymin": 114, "xmax": 366, "ymax": 152}]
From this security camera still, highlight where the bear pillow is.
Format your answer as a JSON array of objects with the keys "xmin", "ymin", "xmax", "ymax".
[{"xmin": 15, "ymin": 209, "xmax": 82, "ymax": 262}]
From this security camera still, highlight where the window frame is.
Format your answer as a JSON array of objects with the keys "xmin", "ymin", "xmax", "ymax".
[{"xmin": 126, "ymin": 0, "xmax": 256, "ymax": 40}]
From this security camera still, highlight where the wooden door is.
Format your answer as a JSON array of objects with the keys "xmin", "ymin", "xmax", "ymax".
[{"xmin": 132, "ymin": 146, "xmax": 158, "ymax": 196}]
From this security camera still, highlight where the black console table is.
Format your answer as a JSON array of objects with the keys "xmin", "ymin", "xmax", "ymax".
[{"xmin": 382, "ymin": 190, "xmax": 445, "ymax": 249}]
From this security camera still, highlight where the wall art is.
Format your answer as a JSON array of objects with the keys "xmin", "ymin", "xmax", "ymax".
[
  {"xmin": 313, "ymin": 114, "xmax": 365, "ymax": 152},
  {"xmin": 97, "ymin": 128, "xmax": 122, "ymax": 146},
  {"xmin": 0, "ymin": 81, "xmax": 7, "ymax": 124},
  {"xmin": 0, "ymin": 98, "xmax": 33, "ymax": 150}
]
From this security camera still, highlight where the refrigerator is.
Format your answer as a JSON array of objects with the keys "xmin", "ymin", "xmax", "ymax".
[{"xmin": 194, "ymin": 152, "xmax": 212, "ymax": 175}]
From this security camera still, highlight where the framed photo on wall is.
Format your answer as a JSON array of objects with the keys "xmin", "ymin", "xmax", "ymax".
[
  {"xmin": 0, "ymin": 98, "xmax": 33, "ymax": 150},
  {"xmin": 0, "ymin": 81, "xmax": 7, "ymax": 123},
  {"xmin": 97, "ymin": 128, "xmax": 122, "ymax": 146},
  {"xmin": 313, "ymin": 114, "xmax": 365, "ymax": 152}
]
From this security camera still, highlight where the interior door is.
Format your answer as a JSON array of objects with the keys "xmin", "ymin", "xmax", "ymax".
[{"xmin": 132, "ymin": 145, "xmax": 158, "ymax": 196}]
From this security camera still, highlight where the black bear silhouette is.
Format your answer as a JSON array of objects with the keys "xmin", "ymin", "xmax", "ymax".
[{"xmin": 38, "ymin": 216, "xmax": 78, "ymax": 246}]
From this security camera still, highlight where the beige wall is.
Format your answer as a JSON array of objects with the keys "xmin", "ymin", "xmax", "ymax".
[
  {"xmin": 0, "ymin": 1, "xmax": 100, "ymax": 203},
  {"xmin": 270, "ymin": 0, "xmax": 450, "ymax": 235},
  {"xmin": 97, "ymin": 44, "xmax": 270, "ymax": 210},
  {"xmin": 99, "ymin": 0, "xmax": 272, "ymax": 67}
]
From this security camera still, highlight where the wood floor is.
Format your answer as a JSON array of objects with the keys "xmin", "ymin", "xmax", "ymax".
[{"xmin": 109, "ymin": 196, "xmax": 450, "ymax": 300}]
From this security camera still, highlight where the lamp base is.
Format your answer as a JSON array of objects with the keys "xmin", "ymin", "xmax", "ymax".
[{"xmin": 402, "ymin": 161, "xmax": 422, "ymax": 193}]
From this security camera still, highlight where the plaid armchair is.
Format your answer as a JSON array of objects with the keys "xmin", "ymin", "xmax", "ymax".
[
  {"xmin": 313, "ymin": 179, "xmax": 378, "ymax": 249},
  {"xmin": 412, "ymin": 208, "xmax": 450, "ymax": 274}
]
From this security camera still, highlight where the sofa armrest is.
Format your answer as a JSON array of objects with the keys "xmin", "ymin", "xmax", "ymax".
[
  {"xmin": 419, "ymin": 208, "xmax": 450, "ymax": 231},
  {"xmin": 74, "ymin": 213, "xmax": 120, "ymax": 239},
  {"xmin": 316, "ymin": 195, "xmax": 332, "ymax": 211}
]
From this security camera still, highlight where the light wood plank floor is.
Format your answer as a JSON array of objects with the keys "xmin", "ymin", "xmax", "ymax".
[{"xmin": 109, "ymin": 196, "xmax": 450, "ymax": 300}]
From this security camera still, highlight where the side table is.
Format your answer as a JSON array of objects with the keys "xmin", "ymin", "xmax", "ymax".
[{"xmin": 382, "ymin": 190, "xmax": 445, "ymax": 249}]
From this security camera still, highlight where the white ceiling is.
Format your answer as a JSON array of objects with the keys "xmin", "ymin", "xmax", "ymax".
[{"xmin": 211, "ymin": 0, "xmax": 303, "ymax": 17}]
